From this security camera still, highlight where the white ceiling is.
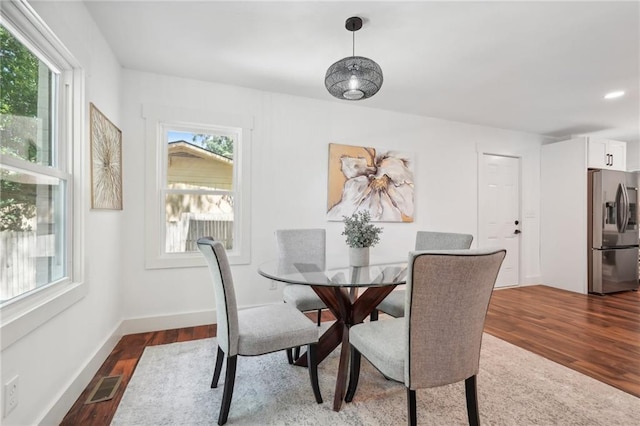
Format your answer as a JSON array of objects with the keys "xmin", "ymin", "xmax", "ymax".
[{"xmin": 83, "ymin": 0, "xmax": 640, "ymax": 143}]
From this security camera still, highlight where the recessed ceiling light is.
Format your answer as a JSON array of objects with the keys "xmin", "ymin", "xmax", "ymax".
[{"xmin": 604, "ymin": 91, "xmax": 625, "ymax": 99}]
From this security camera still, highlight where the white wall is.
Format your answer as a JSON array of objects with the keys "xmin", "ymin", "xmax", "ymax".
[
  {"xmin": 540, "ymin": 138, "xmax": 589, "ymax": 294},
  {"xmin": 120, "ymin": 70, "xmax": 547, "ymax": 330},
  {"xmin": 627, "ymin": 140, "xmax": 640, "ymax": 171},
  {"xmin": 0, "ymin": 2, "xmax": 124, "ymax": 425}
]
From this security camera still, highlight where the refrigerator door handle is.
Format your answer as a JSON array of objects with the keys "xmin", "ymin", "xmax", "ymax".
[
  {"xmin": 616, "ymin": 182, "xmax": 631, "ymax": 233},
  {"xmin": 622, "ymin": 183, "xmax": 631, "ymax": 232},
  {"xmin": 616, "ymin": 183, "xmax": 625, "ymax": 232}
]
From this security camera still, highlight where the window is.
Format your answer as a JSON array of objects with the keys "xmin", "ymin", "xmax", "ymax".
[
  {"xmin": 164, "ymin": 126, "xmax": 236, "ymax": 253},
  {"xmin": 144, "ymin": 105, "xmax": 252, "ymax": 268},
  {"xmin": 0, "ymin": 23, "xmax": 68, "ymax": 303},
  {"xmin": 0, "ymin": 1, "xmax": 83, "ymax": 349}
]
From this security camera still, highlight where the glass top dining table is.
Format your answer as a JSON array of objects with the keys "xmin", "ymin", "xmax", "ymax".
[
  {"xmin": 258, "ymin": 259, "xmax": 408, "ymax": 412},
  {"xmin": 257, "ymin": 260, "xmax": 408, "ymax": 288}
]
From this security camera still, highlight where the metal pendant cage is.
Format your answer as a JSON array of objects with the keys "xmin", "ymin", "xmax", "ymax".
[
  {"xmin": 325, "ymin": 16, "xmax": 383, "ymax": 101},
  {"xmin": 325, "ymin": 56, "xmax": 383, "ymax": 100}
]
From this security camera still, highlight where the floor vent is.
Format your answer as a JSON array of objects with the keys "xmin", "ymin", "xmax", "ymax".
[{"xmin": 85, "ymin": 375, "xmax": 122, "ymax": 404}]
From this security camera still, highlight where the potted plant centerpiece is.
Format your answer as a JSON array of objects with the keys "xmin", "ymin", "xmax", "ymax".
[{"xmin": 342, "ymin": 211, "xmax": 383, "ymax": 267}]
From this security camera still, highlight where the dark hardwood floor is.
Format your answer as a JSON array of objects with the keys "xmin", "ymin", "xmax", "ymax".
[
  {"xmin": 484, "ymin": 285, "xmax": 640, "ymax": 398},
  {"xmin": 60, "ymin": 285, "xmax": 639, "ymax": 425}
]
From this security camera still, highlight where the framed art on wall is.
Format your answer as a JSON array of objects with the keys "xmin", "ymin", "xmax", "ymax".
[
  {"xmin": 327, "ymin": 143, "xmax": 414, "ymax": 222},
  {"xmin": 90, "ymin": 103, "xmax": 122, "ymax": 210}
]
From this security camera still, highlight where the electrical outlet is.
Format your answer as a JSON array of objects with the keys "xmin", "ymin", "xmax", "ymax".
[
  {"xmin": 4, "ymin": 376, "xmax": 18, "ymax": 417},
  {"xmin": 269, "ymin": 281, "xmax": 278, "ymax": 290}
]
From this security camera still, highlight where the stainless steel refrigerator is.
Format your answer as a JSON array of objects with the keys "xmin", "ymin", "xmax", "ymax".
[{"xmin": 588, "ymin": 169, "xmax": 640, "ymax": 294}]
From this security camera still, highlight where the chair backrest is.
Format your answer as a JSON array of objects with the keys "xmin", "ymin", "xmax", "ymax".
[
  {"xmin": 414, "ymin": 231, "xmax": 473, "ymax": 250},
  {"xmin": 197, "ymin": 237, "xmax": 240, "ymax": 356},
  {"xmin": 275, "ymin": 229, "xmax": 326, "ymax": 274},
  {"xmin": 404, "ymin": 248, "xmax": 506, "ymax": 389}
]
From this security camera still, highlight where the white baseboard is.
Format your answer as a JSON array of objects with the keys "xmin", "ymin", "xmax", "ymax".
[
  {"xmin": 522, "ymin": 275, "xmax": 542, "ymax": 285},
  {"xmin": 120, "ymin": 310, "xmax": 216, "ymax": 335},
  {"xmin": 120, "ymin": 303, "xmax": 277, "ymax": 335}
]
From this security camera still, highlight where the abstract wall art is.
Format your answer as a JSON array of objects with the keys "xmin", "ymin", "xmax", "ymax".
[
  {"xmin": 90, "ymin": 103, "xmax": 122, "ymax": 210},
  {"xmin": 327, "ymin": 143, "xmax": 414, "ymax": 222}
]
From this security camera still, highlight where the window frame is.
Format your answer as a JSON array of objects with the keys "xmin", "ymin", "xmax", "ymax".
[
  {"xmin": 0, "ymin": 0, "xmax": 85, "ymax": 350},
  {"xmin": 143, "ymin": 104, "xmax": 252, "ymax": 269}
]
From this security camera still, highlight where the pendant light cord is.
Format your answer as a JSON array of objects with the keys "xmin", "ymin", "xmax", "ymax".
[{"xmin": 352, "ymin": 30, "xmax": 355, "ymax": 57}]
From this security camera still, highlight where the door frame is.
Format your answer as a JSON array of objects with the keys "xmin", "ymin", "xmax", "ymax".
[{"xmin": 477, "ymin": 151, "xmax": 522, "ymax": 287}]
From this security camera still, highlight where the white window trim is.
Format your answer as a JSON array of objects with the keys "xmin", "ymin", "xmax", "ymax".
[
  {"xmin": 143, "ymin": 104, "xmax": 252, "ymax": 269},
  {"xmin": 0, "ymin": 0, "xmax": 85, "ymax": 350}
]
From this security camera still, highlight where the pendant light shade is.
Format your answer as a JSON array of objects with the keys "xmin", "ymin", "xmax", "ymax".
[{"xmin": 325, "ymin": 17, "xmax": 383, "ymax": 101}]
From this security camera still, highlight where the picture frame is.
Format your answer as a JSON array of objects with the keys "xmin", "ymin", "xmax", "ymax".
[
  {"xmin": 90, "ymin": 103, "xmax": 123, "ymax": 210},
  {"xmin": 327, "ymin": 143, "xmax": 414, "ymax": 222}
]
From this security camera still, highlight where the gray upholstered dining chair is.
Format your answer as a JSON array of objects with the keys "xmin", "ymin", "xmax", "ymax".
[
  {"xmin": 346, "ymin": 248, "xmax": 506, "ymax": 426},
  {"xmin": 275, "ymin": 228, "xmax": 327, "ymax": 363},
  {"xmin": 373, "ymin": 231, "xmax": 474, "ymax": 319},
  {"xmin": 197, "ymin": 237, "xmax": 322, "ymax": 425}
]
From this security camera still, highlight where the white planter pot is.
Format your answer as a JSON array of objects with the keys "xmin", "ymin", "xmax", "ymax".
[{"xmin": 349, "ymin": 247, "xmax": 370, "ymax": 267}]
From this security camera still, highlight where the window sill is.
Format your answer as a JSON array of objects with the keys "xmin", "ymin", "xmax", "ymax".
[
  {"xmin": 0, "ymin": 280, "xmax": 86, "ymax": 350},
  {"xmin": 145, "ymin": 250, "xmax": 250, "ymax": 269}
]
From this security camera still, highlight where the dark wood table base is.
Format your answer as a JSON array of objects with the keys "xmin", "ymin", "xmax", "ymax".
[{"xmin": 295, "ymin": 284, "xmax": 397, "ymax": 411}]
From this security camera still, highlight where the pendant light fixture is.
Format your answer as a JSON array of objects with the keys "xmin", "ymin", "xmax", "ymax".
[{"xmin": 325, "ymin": 16, "xmax": 383, "ymax": 101}]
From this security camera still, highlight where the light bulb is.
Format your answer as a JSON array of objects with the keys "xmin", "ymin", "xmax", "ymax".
[{"xmin": 349, "ymin": 75, "xmax": 359, "ymax": 90}]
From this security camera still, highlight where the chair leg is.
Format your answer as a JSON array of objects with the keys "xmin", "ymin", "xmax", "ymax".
[
  {"xmin": 294, "ymin": 346, "xmax": 301, "ymax": 360},
  {"xmin": 370, "ymin": 309, "xmax": 379, "ymax": 321},
  {"xmin": 218, "ymin": 355, "xmax": 237, "ymax": 426},
  {"xmin": 286, "ymin": 348, "xmax": 294, "ymax": 365},
  {"xmin": 407, "ymin": 388, "xmax": 417, "ymax": 426},
  {"xmin": 316, "ymin": 309, "xmax": 322, "ymax": 326},
  {"xmin": 307, "ymin": 343, "xmax": 323, "ymax": 403},
  {"xmin": 211, "ymin": 345, "xmax": 224, "ymax": 388},
  {"xmin": 465, "ymin": 375, "xmax": 480, "ymax": 426},
  {"xmin": 345, "ymin": 347, "xmax": 362, "ymax": 402}
]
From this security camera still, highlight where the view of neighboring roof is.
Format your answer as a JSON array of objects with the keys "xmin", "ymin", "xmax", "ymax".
[{"xmin": 168, "ymin": 140, "xmax": 233, "ymax": 163}]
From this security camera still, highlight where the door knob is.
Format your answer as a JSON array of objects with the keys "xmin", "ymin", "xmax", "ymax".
[{"xmin": 514, "ymin": 229, "xmax": 521, "ymax": 235}]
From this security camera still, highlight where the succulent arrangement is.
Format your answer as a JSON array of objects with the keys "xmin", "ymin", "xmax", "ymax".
[{"xmin": 342, "ymin": 211, "xmax": 383, "ymax": 248}]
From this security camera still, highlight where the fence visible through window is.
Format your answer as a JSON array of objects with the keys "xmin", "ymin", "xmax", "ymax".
[
  {"xmin": 166, "ymin": 217, "xmax": 233, "ymax": 253},
  {"xmin": 1, "ymin": 232, "xmax": 36, "ymax": 301},
  {"xmin": 186, "ymin": 219, "xmax": 233, "ymax": 250}
]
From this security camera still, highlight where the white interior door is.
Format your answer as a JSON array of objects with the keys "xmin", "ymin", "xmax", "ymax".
[{"xmin": 479, "ymin": 154, "xmax": 520, "ymax": 287}]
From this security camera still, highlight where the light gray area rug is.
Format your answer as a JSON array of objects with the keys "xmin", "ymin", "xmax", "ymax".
[{"xmin": 112, "ymin": 333, "xmax": 640, "ymax": 425}]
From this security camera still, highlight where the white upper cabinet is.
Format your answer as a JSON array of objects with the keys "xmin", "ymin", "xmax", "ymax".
[
  {"xmin": 587, "ymin": 138, "xmax": 626, "ymax": 171},
  {"xmin": 607, "ymin": 140, "xmax": 627, "ymax": 170}
]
